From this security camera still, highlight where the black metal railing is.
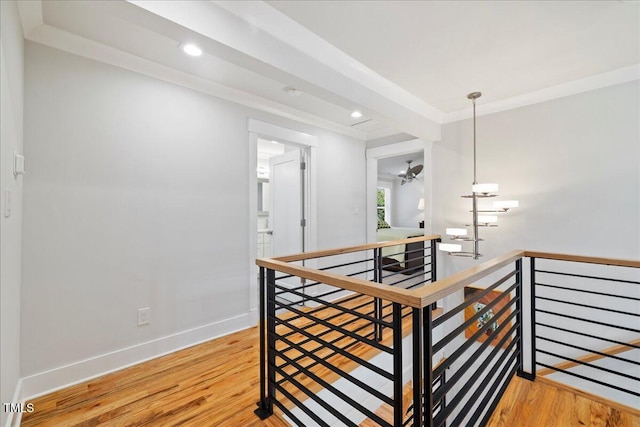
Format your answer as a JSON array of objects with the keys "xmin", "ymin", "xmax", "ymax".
[
  {"xmin": 255, "ymin": 246, "xmax": 639, "ymax": 426},
  {"xmin": 528, "ymin": 254, "xmax": 640, "ymax": 405},
  {"xmin": 255, "ymin": 236, "xmax": 440, "ymax": 426},
  {"xmin": 426, "ymin": 260, "xmax": 523, "ymax": 427}
]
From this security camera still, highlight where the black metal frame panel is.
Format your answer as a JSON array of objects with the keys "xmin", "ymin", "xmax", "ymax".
[
  {"xmin": 530, "ymin": 257, "xmax": 640, "ymax": 402},
  {"xmin": 257, "ymin": 245, "xmax": 638, "ymax": 427}
]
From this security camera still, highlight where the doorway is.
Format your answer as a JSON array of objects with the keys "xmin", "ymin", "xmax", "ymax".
[
  {"xmin": 256, "ymin": 139, "xmax": 306, "ymax": 259},
  {"xmin": 377, "ymin": 152, "xmax": 425, "ymax": 229},
  {"xmin": 248, "ymin": 119, "xmax": 318, "ymax": 323},
  {"xmin": 366, "ymin": 139, "xmax": 432, "ymax": 244}
]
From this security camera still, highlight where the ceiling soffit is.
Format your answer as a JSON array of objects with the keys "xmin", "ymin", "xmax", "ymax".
[{"xmin": 17, "ymin": 1, "xmax": 639, "ymax": 141}]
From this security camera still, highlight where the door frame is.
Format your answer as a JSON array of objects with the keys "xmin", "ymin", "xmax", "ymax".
[
  {"xmin": 366, "ymin": 139, "xmax": 433, "ymax": 244},
  {"xmin": 248, "ymin": 119, "xmax": 317, "ymax": 325}
]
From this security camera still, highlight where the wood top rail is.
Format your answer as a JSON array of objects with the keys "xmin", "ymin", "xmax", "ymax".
[
  {"xmin": 256, "ymin": 258, "xmax": 424, "ymax": 308},
  {"xmin": 273, "ymin": 234, "xmax": 441, "ymax": 263},
  {"xmin": 523, "ymin": 251, "xmax": 640, "ymax": 268},
  {"xmin": 257, "ymin": 242, "xmax": 640, "ymax": 309},
  {"xmin": 414, "ymin": 250, "xmax": 526, "ymax": 307}
]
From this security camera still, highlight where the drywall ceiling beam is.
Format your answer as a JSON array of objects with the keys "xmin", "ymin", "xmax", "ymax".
[{"xmin": 126, "ymin": 0, "xmax": 442, "ymax": 141}]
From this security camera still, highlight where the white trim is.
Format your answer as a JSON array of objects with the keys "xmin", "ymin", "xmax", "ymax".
[
  {"xmin": 18, "ymin": 313, "xmax": 252, "ymax": 401},
  {"xmin": 248, "ymin": 132, "xmax": 259, "ymax": 326},
  {"xmin": 444, "ymin": 64, "xmax": 640, "ymax": 123},
  {"xmin": 20, "ymin": 1, "xmax": 639, "ymax": 140},
  {"xmin": 248, "ymin": 119, "xmax": 319, "ymax": 315},
  {"xmin": 16, "ymin": 0, "xmax": 42, "ymax": 38},
  {"xmin": 365, "ymin": 126, "xmax": 408, "ymax": 142},
  {"xmin": 366, "ymin": 139, "xmax": 431, "ymax": 244},
  {"xmin": 4, "ymin": 379, "xmax": 23, "ymax": 427},
  {"xmin": 366, "ymin": 157, "xmax": 379, "ymax": 246},
  {"xmin": 367, "ymin": 139, "xmax": 433, "ymax": 239},
  {"xmin": 129, "ymin": 0, "xmax": 441, "ymax": 141},
  {"xmin": 248, "ymin": 119, "xmax": 318, "ymax": 147},
  {"xmin": 26, "ymin": 24, "xmax": 366, "ymax": 141},
  {"xmin": 366, "ymin": 138, "xmax": 428, "ymax": 161},
  {"xmin": 422, "ymin": 142, "xmax": 434, "ymax": 234},
  {"xmin": 216, "ymin": 0, "xmax": 444, "ymax": 124}
]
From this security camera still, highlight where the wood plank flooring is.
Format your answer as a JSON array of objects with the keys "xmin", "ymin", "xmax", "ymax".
[
  {"xmin": 488, "ymin": 376, "xmax": 640, "ymax": 427},
  {"xmin": 21, "ymin": 298, "xmax": 639, "ymax": 427},
  {"xmin": 21, "ymin": 326, "xmax": 289, "ymax": 427},
  {"xmin": 360, "ymin": 376, "xmax": 640, "ymax": 427},
  {"xmin": 21, "ymin": 294, "xmax": 413, "ymax": 427}
]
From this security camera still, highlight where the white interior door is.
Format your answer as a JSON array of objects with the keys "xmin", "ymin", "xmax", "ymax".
[
  {"xmin": 269, "ymin": 149, "xmax": 303, "ymax": 257},
  {"xmin": 269, "ymin": 148, "xmax": 305, "ymax": 305}
]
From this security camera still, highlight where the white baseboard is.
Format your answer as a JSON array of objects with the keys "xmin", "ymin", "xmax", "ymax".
[
  {"xmin": 3, "ymin": 378, "xmax": 23, "ymax": 427},
  {"xmin": 248, "ymin": 307, "xmax": 259, "ymax": 326},
  {"xmin": 19, "ymin": 312, "xmax": 252, "ymax": 402}
]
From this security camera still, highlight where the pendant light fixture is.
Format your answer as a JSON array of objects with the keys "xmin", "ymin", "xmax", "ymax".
[{"xmin": 440, "ymin": 92, "xmax": 518, "ymax": 259}]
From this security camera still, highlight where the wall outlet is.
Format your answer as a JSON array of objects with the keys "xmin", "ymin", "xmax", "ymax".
[{"xmin": 137, "ymin": 307, "xmax": 151, "ymax": 325}]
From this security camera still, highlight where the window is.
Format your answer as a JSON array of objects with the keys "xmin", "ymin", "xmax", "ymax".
[{"xmin": 377, "ymin": 186, "xmax": 391, "ymax": 223}]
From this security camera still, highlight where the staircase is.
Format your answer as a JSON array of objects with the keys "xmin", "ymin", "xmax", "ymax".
[{"xmin": 255, "ymin": 238, "xmax": 639, "ymax": 427}]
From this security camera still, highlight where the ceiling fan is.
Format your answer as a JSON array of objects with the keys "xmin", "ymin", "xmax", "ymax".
[{"xmin": 399, "ymin": 160, "xmax": 423, "ymax": 185}]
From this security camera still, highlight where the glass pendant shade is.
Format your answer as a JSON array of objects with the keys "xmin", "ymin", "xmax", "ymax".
[
  {"xmin": 472, "ymin": 183, "xmax": 499, "ymax": 193},
  {"xmin": 493, "ymin": 200, "xmax": 519, "ymax": 209},
  {"xmin": 446, "ymin": 228, "xmax": 467, "ymax": 236},
  {"xmin": 439, "ymin": 243, "xmax": 462, "ymax": 252},
  {"xmin": 443, "ymin": 92, "xmax": 518, "ymax": 260}
]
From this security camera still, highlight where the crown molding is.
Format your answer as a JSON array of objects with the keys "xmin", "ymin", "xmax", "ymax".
[
  {"xmin": 215, "ymin": 0, "xmax": 444, "ymax": 125},
  {"xmin": 443, "ymin": 65, "xmax": 640, "ymax": 123},
  {"xmin": 16, "ymin": 0, "xmax": 639, "ymax": 138},
  {"xmin": 128, "ymin": 0, "xmax": 441, "ymax": 141},
  {"xmin": 16, "ymin": 0, "xmax": 43, "ymax": 38},
  {"xmin": 25, "ymin": 23, "xmax": 367, "ymax": 140}
]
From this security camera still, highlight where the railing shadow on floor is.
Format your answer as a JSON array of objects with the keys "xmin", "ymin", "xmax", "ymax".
[{"xmin": 254, "ymin": 238, "xmax": 640, "ymax": 427}]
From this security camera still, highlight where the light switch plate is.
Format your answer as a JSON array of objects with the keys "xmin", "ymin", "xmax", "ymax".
[{"xmin": 14, "ymin": 153, "xmax": 25, "ymax": 177}]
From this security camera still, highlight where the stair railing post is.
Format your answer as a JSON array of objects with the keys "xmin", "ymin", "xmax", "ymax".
[
  {"xmin": 375, "ymin": 248, "xmax": 384, "ymax": 341},
  {"xmin": 515, "ymin": 258, "xmax": 524, "ymax": 377},
  {"xmin": 530, "ymin": 257, "xmax": 537, "ymax": 381},
  {"xmin": 412, "ymin": 308, "xmax": 423, "ymax": 427},
  {"xmin": 393, "ymin": 303, "xmax": 404, "ymax": 426},
  {"xmin": 424, "ymin": 304, "xmax": 434, "ymax": 427},
  {"xmin": 266, "ymin": 268, "xmax": 276, "ymax": 413},
  {"xmin": 254, "ymin": 266, "xmax": 273, "ymax": 419},
  {"xmin": 430, "ymin": 239, "xmax": 440, "ymax": 309}
]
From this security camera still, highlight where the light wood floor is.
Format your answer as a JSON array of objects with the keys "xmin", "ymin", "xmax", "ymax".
[
  {"xmin": 21, "ymin": 325, "xmax": 289, "ymax": 427},
  {"xmin": 488, "ymin": 376, "xmax": 640, "ymax": 427},
  {"xmin": 21, "ymin": 294, "xmax": 405, "ymax": 427},
  {"xmin": 359, "ymin": 375, "xmax": 640, "ymax": 427},
  {"xmin": 21, "ymin": 309, "xmax": 639, "ymax": 427}
]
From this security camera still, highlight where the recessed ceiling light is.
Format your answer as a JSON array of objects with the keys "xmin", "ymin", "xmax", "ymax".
[
  {"xmin": 351, "ymin": 111, "xmax": 362, "ymax": 118},
  {"xmin": 179, "ymin": 43, "xmax": 202, "ymax": 57},
  {"xmin": 271, "ymin": 140, "xmax": 279, "ymax": 144}
]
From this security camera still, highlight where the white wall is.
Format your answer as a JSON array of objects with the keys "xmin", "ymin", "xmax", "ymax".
[
  {"xmin": 433, "ymin": 79, "xmax": 640, "ymax": 336},
  {"xmin": 391, "ymin": 178, "xmax": 424, "ymax": 228},
  {"xmin": 432, "ymin": 82, "xmax": 640, "ymax": 399},
  {"xmin": 433, "ymin": 81, "xmax": 640, "ymax": 274},
  {"xmin": 0, "ymin": 1, "xmax": 24, "ymax": 424},
  {"xmin": 315, "ymin": 129, "xmax": 367, "ymax": 250},
  {"xmin": 20, "ymin": 42, "xmax": 366, "ymax": 397}
]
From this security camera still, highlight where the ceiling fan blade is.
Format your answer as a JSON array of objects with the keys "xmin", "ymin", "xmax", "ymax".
[
  {"xmin": 408, "ymin": 164, "xmax": 423, "ymax": 176},
  {"xmin": 401, "ymin": 177, "xmax": 407, "ymax": 185},
  {"xmin": 398, "ymin": 172, "xmax": 407, "ymax": 178}
]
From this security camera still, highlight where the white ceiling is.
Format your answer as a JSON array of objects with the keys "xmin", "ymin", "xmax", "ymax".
[
  {"xmin": 268, "ymin": 0, "xmax": 640, "ymax": 113},
  {"xmin": 17, "ymin": 0, "xmax": 640, "ymax": 142},
  {"xmin": 378, "ymin": 153, "xmax": 424, "ymax": 178}
]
